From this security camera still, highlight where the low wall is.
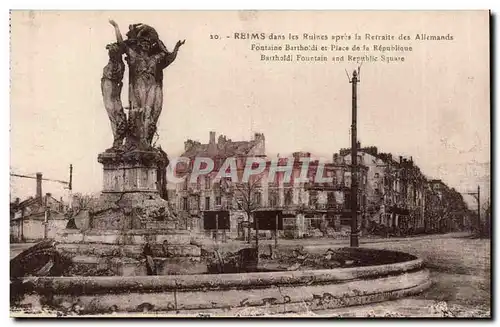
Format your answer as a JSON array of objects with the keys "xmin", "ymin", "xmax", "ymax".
[
  {"xmin": 12, "ymin": 219, "xmax": 68, "ymax": 243},
  {"xmin": 56, "ymin": 229, "xmax": 195, "ymax": 245},
  {"xmin": 12, "ymin": 251, "xmax": 430, "ymax": 316}
]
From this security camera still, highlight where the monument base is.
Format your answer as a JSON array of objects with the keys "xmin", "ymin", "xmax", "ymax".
[
  {"xmin": 90, "ymin": 192, "xmax": 178, "ymax": 230},
  {"xmin": 98, "ymin": 149, "xmax": 168, "ymax": 193},
  {"xmin": 92, "ymin": 148, "xmax": 175, "ymax": 230}
]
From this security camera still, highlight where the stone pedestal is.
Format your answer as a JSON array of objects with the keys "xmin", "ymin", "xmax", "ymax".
[
  {"xmin": 90, "ymin": 149, "xmax": 176, "ymax": 230},
  {"xmin": 98, "ymin": 150, "xmax": 166, "ymax": 193}
]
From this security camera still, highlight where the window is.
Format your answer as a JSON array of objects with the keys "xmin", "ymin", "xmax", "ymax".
[
  {"xmin": 205, "ymin": 197, "xmax": 210, "ymax": 210},
  {"xmin": 253, "ymin": 192, "xmax": 261, "ymax": 205},
  {"xmin": 269, "ymin": 191, "xmax": 278, "ymax": 207},
  {"xmin": 285, "ymin": 190, "xmax": 293, "ymax": 206},
  {"xmin": 332, "ymin": 173, "xmax": 337, "ymax": 185},
  {"xmin": 327, "ymin": 192, "xmax": 335, "ymax": 205},
  {"xmin": 205, "ymin": 176, "xmax": 211, "ymax": 189},
  {"xmin": 221, "ymin": 177, "xmax": 231, "ymax": 190},
  {"xmin": 309, "ymin": 191, "xmax": 318, "ymax": 206},
  {"xmin": 374, "ymin": 173, "xmax": 380, "ymax": 179},
  {"xmin": 215, "ymin": 196, "xmax": 222, "ymax": 206},
  {"xmin": 182, "ymin": 197, "xmax": 188, "ymax": 211},
  {"xmin": 183, "ymin": 178, "xmax": 188, "ymax": 190}
]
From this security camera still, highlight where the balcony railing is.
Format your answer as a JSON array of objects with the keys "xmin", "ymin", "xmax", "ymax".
[
  {"xmin": 304, "ymin": 182, "xmax": 345, "ymax": 190},
  {"xmin": 310, "ymin": 203, "xmax": 342, "ymax": 210}
]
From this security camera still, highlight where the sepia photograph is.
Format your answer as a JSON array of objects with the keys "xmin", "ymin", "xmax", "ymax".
[{"xmin": 9, "ymin": 10, "xmax": 491, "ymax": 318}]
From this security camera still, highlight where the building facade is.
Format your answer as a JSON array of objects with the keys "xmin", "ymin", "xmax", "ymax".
[
  {"xmin": 172, "ymin": 132, "xmax": 368, "ymax": 239},
  {"xmin": 10, "ymin": 193, "xmax": 67, "ymax": 242},
  {"xmin": 171, "ymin": 135, "xmax": 470, "ymax": 239},
  {"xmin": 339, "ymin": 143, "xmax": 426, "ymax": 233}
]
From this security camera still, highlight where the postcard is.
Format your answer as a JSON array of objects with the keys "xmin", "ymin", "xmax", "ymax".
[{"xmin": 9, "ymin": 10, "xmax": 491, "ymax": 318}]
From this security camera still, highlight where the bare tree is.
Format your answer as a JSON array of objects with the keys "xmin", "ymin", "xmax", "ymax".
[
  {"xmin": 71, "ymin": 193, "xmax": 97, "ymax": 215},
  {"xmin": 65, "ymin": 193, "xmax": 97, "ymax": 229},
  {"xmin": 231, "ymin": 175, "xmax": 263, "ymax": 244}
]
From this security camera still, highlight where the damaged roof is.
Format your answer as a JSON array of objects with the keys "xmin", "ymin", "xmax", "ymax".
[{"xmin": 182, "ymin": 140, "xmax": 260, "ymax": 158}]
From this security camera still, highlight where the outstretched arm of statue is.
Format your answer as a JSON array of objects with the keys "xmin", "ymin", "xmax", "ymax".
[
  {"xmin": 174, "ymin": 39, "xmax": 186, "ymax": 52},
  {"xmin": 108, "ymin": 19, "xmax": 124, "ymax": 44},
  {"xmin": 160, "ymin": 39, "xmax": 185, "ymax": 68}
]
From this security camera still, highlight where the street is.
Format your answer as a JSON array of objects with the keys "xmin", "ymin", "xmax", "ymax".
[{"xmin": 276, "ymin": 232, "xmax": 490, "ymax": 317}]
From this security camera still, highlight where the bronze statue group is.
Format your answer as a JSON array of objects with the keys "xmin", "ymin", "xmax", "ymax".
[{"xmin": 101, "ymin": 20, "xmax": 185, "ymax": 151}]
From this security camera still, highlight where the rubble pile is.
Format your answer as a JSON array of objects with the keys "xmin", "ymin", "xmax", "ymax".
[
  {"xmin": 205, "ymin": 247, "xmax": 259, "ymax": 274},
  {"xmin": 10, "ymin": 240, "xmax": 72, "ymax": 278}
]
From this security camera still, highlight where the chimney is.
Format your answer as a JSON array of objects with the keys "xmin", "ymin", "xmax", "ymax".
[
  {"xmin": 15, "ymin": 197, "xmax": 20, "ymax": 206},
  {"xmin": 208, "ymin": 131, "xmax": 217, "ymax": 155},
  {"xmin": 36, "ymin": 172, "xmax": 42, "ymax": 200},
  {"xmin": 209, "ymin": 131, "xmax": 216, "ymax": 145},
  {"xmin": 399, "ymin": 156, "xmax": 403, "ymax": 163}
]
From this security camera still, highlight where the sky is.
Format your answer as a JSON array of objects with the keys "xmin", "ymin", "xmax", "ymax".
[{"xmin": 9, "ymin": 10, "xmax": 490, "ymax": 209}]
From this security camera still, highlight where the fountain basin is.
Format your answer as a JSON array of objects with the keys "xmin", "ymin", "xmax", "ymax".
[{"xmin": 11, "ymin": 248, "xmax": 430, "ymax": 316}]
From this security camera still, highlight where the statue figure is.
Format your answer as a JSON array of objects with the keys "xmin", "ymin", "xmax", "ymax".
[
  {"xmin": 101, "ymin": 42, "xmax": 127, "ymax": 150},
  {"xmin": 107, "ymin": 19, "xmax": 185, "ymax": 150}
]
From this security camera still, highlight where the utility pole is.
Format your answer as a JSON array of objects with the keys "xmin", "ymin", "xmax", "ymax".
[
  {"xmin": 477, "ymin": 185, "xmax": 481, "ymax": 232},
  {"xmin": 348, "ymin": 68, "xmax": 360, "ymax": 247},
  {"xmin": 68, "ymin": 164, "xmax": 73, "ymax": 209},
  {"xmin": 464, "ymin": 185, "xmax": 481, "ymax": 233}
]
